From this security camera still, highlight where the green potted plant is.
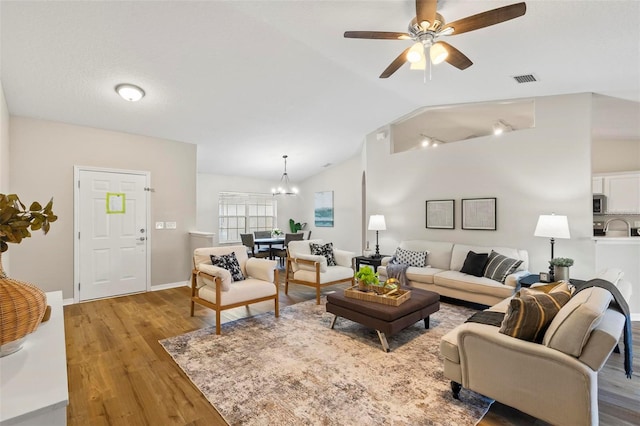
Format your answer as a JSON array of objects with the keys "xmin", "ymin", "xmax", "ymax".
[
  {"xmin": 549, "ymin": 257, "xmax": 574, "ymax": 281},
  {"xmin": 354, "ymin": 267, "xmax": 379, "ymax": 291}
]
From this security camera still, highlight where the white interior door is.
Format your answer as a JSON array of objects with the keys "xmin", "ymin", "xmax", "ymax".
[{"xmin": 78, "ymin": 169, "xmax": 148, "ymax": 301}]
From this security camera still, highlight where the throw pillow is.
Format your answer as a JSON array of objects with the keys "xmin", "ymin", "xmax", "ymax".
[
  {"xmin": 310, "ymin": 242, "xmax": 337, "ymax": 266},
  {"xmin": 460, "ymin": 251, "xmax": 489, "ymax": 277},
  {"xmin": 210, "ymin": 252, "xmax": 244, "ymax": 282},
  {"xmin": 499, "ymin": 284, "xmax": 572, "ymax": 342},
  {"xmin": 395, "ymin": 247, "xmax": 428, "ymax": 267},
  {"xmin": 484, "ymin": 250, "xmax": 523, "ymax": 283}
]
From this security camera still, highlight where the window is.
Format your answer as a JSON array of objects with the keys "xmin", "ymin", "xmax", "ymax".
[{"xmin": 218, "ymin": 192, "xmax": 276, "ymax": 243}]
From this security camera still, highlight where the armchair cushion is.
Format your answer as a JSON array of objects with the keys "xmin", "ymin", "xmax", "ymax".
[
  {"xmin": 293, "ymin": 265, "xmax": 354, "ymax": 284},
  {"xmin": 333, "ymin": 248, "xmax": 356, "ymax": 268},
  {"xmin": 197, "ymin": 264, "xmax": 233, "ymax": 291},
  {"xmin": 294, "ymin": 253, "xmax": 328, "ymax": 273},
  {"xmin": 199, "ymin": 278, "xmax": 277, "ymax": 306},
  {"xmin": 310, "ymin": 242, "xmax": 337, "ymax": 266},
  {"xmin": 245, "ymin": 257, "xmax": 278, "ymax": 282},
  {"xmin": 210, "ymin": 252, "xmax": 244, "ymax": 282}
]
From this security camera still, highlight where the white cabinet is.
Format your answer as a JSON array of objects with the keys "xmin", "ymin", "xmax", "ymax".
[
  {"xmin": 593, "ymin": 172, "xmax": 640, "ymax": 214},
  {"xmin": 592, "ymin": 176, "xmax": 604, "ymax": 194}
]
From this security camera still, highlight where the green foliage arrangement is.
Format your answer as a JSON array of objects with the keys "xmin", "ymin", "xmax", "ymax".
[
  {"xmin": 549, "ymin": 257, "xmax": 574, "ymax": 267},
  {"xmin": 0, "ymin": 194, "xmax": 57, "ymax": 253},
  {"xmin": 354, "ymin": 267, "xmax": 379, "ymax": 285},
  {"xmin": 289, "ymin": 218, "xmax": 307, "ymax": 233}
]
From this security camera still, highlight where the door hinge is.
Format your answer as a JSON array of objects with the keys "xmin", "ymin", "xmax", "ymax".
[
  {"xmin": 78, "ymin": 232, "xmax": 80, "ymax": 239},
  {"xmin": 78, "ymin": 282, "xmax": 81, "ymax": 290},
  {"xmin": 144, "ymin": 187, "xmax": 155, "ymax": 192},
  {"xmin": 78, "ymin": 180, "xmax": 80, "ymax": 188}
]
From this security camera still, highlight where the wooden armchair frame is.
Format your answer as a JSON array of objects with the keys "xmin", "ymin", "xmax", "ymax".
[
  {"xmin": 190, "ymin": 268, "xmax": 279, "ymax": 335},
  {"xmin": 284, "ymin": 254, "xmax": 354, "ymax": 304}
]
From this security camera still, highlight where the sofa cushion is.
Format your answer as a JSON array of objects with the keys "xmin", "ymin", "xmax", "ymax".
[
  {"xmin": 398, "ymin": 240, "xmax": 453, "ymax": 270},
  {"xmin": 394, "ymin": 247, "xmax": 428, "ymax": 267},
  {"xmin": 460, "ymin": 251, "xmax": 489, "ymax": 277},
  {"xmin": 543, "ymin": 287, "xmax": 612, "ymax": 357},
  {"xmin": 434, "ymin": 271, "xmax": 515, "ymax": 300},
  {"xmin": 450, "ymin": 244, "xmax": 528, "ymax": 272},
  {"xmin": 483, "ymin": 250, "xmax": 523, "ymax": 283},
  {"xmin": 310, "ymin": 242, "xmax": 337, "ymax": 266},
  {"xmin": 378, "ymin": 265, "xmax": 445, "ymax": 284},
  {"xmin": 210, "ymin": 252, "xmax": 245, "ymax": 282},
  {"xmin": 499, "ymin": 283, "xmax": 571, "ymax": 342}
]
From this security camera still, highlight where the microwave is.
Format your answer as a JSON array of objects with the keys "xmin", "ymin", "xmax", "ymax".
[{"xmin": 593, "ymin": 194, "xmax": 606, "ymax": 214}]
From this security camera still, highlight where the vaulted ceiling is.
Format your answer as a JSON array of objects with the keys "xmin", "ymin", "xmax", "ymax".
[{"xmin": 2, "ymin": 1, "xmax": 639, "ymax": 182}]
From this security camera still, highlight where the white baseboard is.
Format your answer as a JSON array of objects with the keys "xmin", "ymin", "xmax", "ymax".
[
  {"xmin": 151, "ymin": 281, "xmax": 190, "ymax": 291},
  {"xmin": 63, "ymin": 298, "xmax": 75, "ymax": 306},
  {"xmin": 631, "ymin": 313, "xmax": 640, "ymax": 322}
]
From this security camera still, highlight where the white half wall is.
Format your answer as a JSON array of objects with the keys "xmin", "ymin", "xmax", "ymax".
[
  {"xmin": 364, "ymin": 93, "xmax": 595, "ymax": 279},
  {"xmin": 9, "ymin": 117, "xmax": 196, "ymax": 299}
]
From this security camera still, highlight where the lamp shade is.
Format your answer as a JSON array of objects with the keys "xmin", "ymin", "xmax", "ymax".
[
  {"xmin": 534, "ymin": 214, "xmax": 570, "ymax": 239},
  {"xmin": 368, "ymin": 215, "xmax": 386, "ymax": 231}
]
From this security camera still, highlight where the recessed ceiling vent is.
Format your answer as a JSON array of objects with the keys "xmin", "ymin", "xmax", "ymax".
[{"xmin": 513, "ymin": 74, "xmax": 537, "ymax": 83}]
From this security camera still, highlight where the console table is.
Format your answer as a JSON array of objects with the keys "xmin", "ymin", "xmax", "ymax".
[{"xmin": 0, "ymin": 291, "xmax": 68, "ymax": 426}]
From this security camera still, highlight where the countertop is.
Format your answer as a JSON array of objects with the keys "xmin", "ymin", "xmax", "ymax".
[{"xmin": 593, "ymin": 236, "xmax": 640, "ymax": 243}]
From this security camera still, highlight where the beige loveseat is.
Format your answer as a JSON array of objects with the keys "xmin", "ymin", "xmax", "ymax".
[
  {"xmin": 377, "ymin": 240, "xmax": 529, "ymax": 306},
  {"xmin": 440, "ymin": 276, "xmax": 630, "ymax": 426}
]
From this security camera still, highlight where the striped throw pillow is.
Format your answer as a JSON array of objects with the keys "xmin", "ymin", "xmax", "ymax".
[
  {"xmin": 499, "ymin": 283, "xmax": 571, "ymax": 342},
  {"xmin": 483, "ymin": 250, "xmax": 523, "ymax": 283}
]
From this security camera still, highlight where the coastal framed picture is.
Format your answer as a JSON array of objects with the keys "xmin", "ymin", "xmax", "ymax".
[
  {"xmin": 461, "ymin": 197, "xmax": 497, "ymax": 230},
  {"xmin": 314, "ymin": 191, "xmax": 334, "ymax": 227},
  {"xmin": 426, "ymin": 199, "xmax": 455, "ymax": 229}
]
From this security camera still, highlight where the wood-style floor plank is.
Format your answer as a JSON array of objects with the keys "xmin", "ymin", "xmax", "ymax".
[{"xmin": 64, "ymin": 279, "xmax": 640, "ymax": 425}]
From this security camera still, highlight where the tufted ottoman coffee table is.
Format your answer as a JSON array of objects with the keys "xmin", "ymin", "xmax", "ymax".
[{"xmin": 326, "ymin": 287, "xmax": 440, "ymax": 352}]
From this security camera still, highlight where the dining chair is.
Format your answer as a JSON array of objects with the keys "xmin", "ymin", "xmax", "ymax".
[
  {"xmin": 240, "ymin": 233, "xmax": 271, "ymax": 258},
  {"xmin": 272, "ymin": 233, "xmax": 304, "ymax": 267},
  {"xmin": 254, "ymin": 230, "xmax": 272, "ymax": 239}
]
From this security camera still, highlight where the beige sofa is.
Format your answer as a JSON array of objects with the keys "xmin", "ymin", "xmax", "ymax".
[
  {"xmin": 440, "ymin": 277, "xmax": 630, "ymax": 426},
  {"xmin": 377, "ymin": 240, "xmax": 529, "ymax": 306}
]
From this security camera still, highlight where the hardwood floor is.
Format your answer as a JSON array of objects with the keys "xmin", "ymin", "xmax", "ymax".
[{"xmin": 64, "ymin": 279, "xmax": 640, "ymax": 425}]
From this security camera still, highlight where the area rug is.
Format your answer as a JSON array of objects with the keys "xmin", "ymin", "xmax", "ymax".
[{"xmin": 160, "ymin": 298, "xmax": 493, "ymax": 426}]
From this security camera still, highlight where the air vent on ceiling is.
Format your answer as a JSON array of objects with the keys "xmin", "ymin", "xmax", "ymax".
[
  {"xmin": 322, "ymin": 163, "xmax": 332, "ymax": 168},
  {"xmin": 512, "ymin": 74, "xmax": 537, "ymax": 84}
]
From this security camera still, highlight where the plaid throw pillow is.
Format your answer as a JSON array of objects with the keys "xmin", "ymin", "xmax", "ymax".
[
  {"xmin": 310, "ymin": 242, "xmax": 337, "ymax": 266},
  {"xmin": 210, "ymin": 252, "xmax": 244, "ymax": 282},
  {"xmin": 483, "ymin": 250, "xmax": 523, "ymax": 283},
  {"xmin": 395, "ymin": 247, "xmax": 428, "ymax": 267}
]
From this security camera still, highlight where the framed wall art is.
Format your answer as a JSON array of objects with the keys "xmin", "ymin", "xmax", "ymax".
[
  {"xmin": 314, "ymin": 191, "xmax": 334, "ymax": 227},
  {"xmin": 461, "ymin": 197, "xmax": 496, "ymax": 230},
  {"xmin": 426, "ymin": 199, "xmax": 455, "ymax": 229}
]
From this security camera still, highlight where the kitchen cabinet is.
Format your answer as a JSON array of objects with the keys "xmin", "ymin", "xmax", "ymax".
[
  {"xmin": 593, "ymin": 172, "xmax": 640, "ymax": 214},
  {"xmin": 592, "ymin": 176, "xmax": 604, "ymax": 194}
]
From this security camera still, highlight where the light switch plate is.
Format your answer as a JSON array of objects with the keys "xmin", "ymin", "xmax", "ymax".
[
  {"xmin": 634, "ymin": 221, "xmax": 640, "ymax": 228},
  {"xmin": 165, "ymin": 221, "xmax": 177, "ymax": 229},
  {"xmin": 155, "ymin": 222, "xmax": 164, "ymax": 230}
]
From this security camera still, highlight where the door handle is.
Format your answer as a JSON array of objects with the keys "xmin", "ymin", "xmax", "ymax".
[{"xmin": 139, "ymin": 237, "xmax": 146, "ymax": 241}]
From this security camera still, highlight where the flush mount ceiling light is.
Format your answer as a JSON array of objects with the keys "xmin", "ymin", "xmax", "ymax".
[
  {"xmin": 272, "ymin": 155, "xmax": 298, "ymax": 196},
  {"xmin": 420, "ymin": 134, "xmax": 443, "ymax": 148},
  {"xmin": 115, "ymin": 83, "xmax": 145, "ymax": 102},
  {"xmin": 492, "ymin": 119, "xmax": 512, "ymax": 135}
]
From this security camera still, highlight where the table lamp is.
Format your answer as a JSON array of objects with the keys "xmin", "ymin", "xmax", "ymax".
[
  {"xmin": 534, "ymin": 214, "xmax": 570, "ymax": 279},
  {"xmin": 368, "ymin": 215, "xmax": 386, "ymax": 259}
]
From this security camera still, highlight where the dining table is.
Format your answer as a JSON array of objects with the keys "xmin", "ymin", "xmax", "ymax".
[{"xmin": 254, "ymin": 237, "xmax": 285, "ymax": 259}]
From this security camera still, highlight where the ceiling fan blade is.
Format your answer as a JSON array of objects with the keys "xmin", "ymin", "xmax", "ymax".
[
  {"xmin": 380, "ymin": 47, "xmax": 411, "ymax": 78},
  {"xmin": 344, "ymin": 31, "xmax": 410, "ymax": 40},
  {"xmin": 437, "ymin": 41, "xmax": 473, "ymax": 70},
  {"xmin": 416, "ymin": 0, "xmax": 438, "ymax": 29},
  {"xmin": 443, "ymin": 2, "xmax": 526, "ymax": 35}
]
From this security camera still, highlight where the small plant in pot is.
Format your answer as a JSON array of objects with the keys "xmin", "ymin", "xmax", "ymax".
[
  {"xmin": 549, "ymin": 257, "xmax": 574, "ymax": 281},
  {"xmin": 354, "ymin": 267, "xmax": 379, "ymax": 292}
]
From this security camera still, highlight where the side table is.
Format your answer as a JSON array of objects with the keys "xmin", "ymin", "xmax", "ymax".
[{"xmin": 355, "ymin": 255, "xmax": 389, "ymax": 272}]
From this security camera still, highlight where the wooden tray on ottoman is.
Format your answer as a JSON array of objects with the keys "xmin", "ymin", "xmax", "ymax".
[{"xmin": 344, "ymin": 286, "xmax": 411, "ymax": 306}]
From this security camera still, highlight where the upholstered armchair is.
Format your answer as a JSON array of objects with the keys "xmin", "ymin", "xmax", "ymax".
[
  {"xmin": 285, "ymin": 239, "xmax": 355, "ymax": 304},
  {"xmin": 191, "ymin": 246, "xmax": 279, "ymax": 334}
]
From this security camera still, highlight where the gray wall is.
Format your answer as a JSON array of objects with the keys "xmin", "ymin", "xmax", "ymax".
[
  {"xmin": 592, "ymin": 139, "xmax": 640, "ymax": 173},
  {"xmin": 362, "ymin": 93, "xmax": 595, "ymax": 279},
  {"xmin": 9, "ymin": 117, "xmax": 197, "ymax": 298}
]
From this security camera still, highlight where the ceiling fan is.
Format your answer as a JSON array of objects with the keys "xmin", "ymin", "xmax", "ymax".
[{"xmin": 344, "ymin": 0, "xmax": 526, "ymax": 78}]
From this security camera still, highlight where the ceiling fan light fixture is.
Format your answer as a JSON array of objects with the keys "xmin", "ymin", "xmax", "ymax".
[
  {"xmin": 493, "ymin": 120, "xmax": 512, "ymax": 135},
  {"xmin": 407, "ymin": 42, "xmax": 424, "ymax": 63},
  {"xmin": 115, "ymin": 83, "xmax": 145, "ymax": 102},
  {"xmin": 430, "ymin": 43, "xmax": 448, "ymax": 64}
]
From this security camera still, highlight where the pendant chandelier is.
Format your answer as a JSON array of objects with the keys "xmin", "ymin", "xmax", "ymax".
[{"xmin": 272, "ymin": 155, "xmax": 298, "ymax": 196}]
